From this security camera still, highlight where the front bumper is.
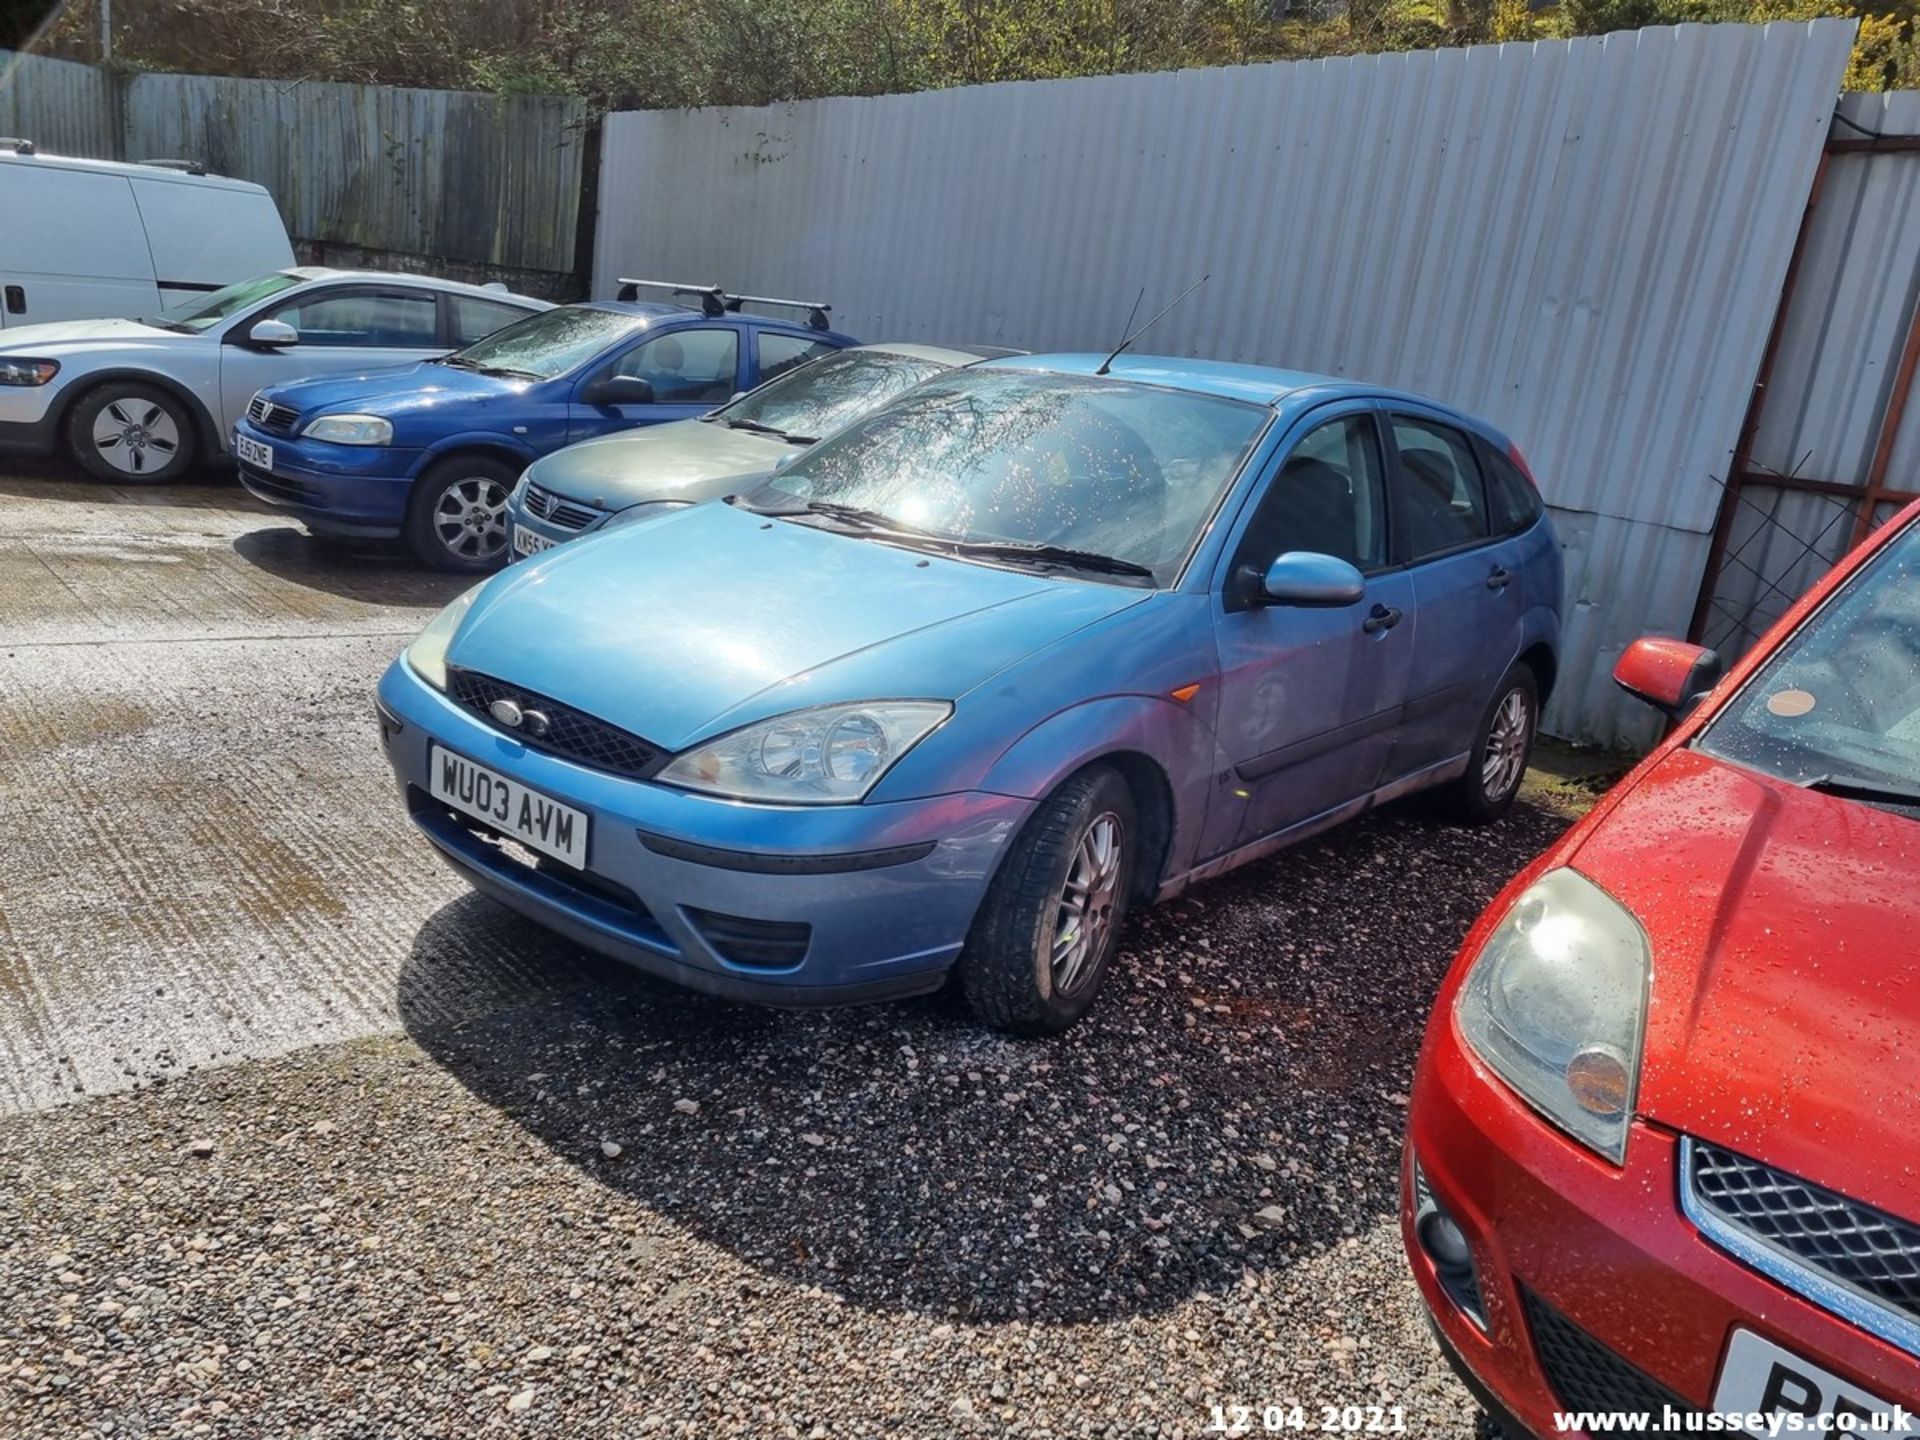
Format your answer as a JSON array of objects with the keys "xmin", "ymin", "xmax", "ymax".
[
  {"xmin": 233, "ymin": 418, "xmax": 420, "ymax": 536},
  {"xmin": 0, "ymin": 381, "xmax": 61, "ymax": 455},
  {"xmin": 1403, "ymin": 1011, "xmax": 1920, "ymax": 1437},
  {"xmin": 376, "ymin": 658, "xmax": 1033, "ymax": 1005}
]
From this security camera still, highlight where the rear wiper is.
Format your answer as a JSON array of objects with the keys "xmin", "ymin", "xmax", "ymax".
[
  {"xmin": 1800, "ymin": 774, "xmax": 1920, "ymax": 808},
  {"xmin": 938, "ymin": 538, "xmax": 1155, "ymax": 579}
]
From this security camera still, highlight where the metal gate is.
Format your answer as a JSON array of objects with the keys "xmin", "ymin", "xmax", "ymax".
[{"xmin": 1691, "ymin": 93, "xmax": 1920, "ymax": 657}]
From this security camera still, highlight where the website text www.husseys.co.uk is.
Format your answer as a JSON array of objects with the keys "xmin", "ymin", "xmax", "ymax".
[{"xmin": 1554, "ymin": 1406, "xmax": 1917, "ymax": 1435}]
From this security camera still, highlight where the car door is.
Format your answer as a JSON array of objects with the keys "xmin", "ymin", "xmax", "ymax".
[
  {"xmin": 1382, "ymin": 409, "xmax": 1527, "ymax": 777},
  {"xmin": 1211, "ymin": 405, "xmax": 1417, "ymax": 848},
  {"xmin": 217, "ymin": 283, "xmax": 446, "ymax": 435},
  {"xmin": 567, "ymin": 325, "xmax": 744, "ymax": 443}
]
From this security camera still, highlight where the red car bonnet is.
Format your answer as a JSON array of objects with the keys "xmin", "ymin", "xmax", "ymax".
[{"xmin": 1565, "ymin": 744, "xmax": 1920, "ymax": 1219}]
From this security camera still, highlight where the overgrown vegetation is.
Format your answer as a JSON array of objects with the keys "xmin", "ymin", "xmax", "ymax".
[{"xmin": 37, "ymin": 0, "xmax": 1918, "ymax": 105}]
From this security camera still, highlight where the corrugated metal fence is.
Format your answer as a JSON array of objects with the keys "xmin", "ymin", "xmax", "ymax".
[
  {"xmin": 0, "ymin": 51, "xmax": 586, "ymax": 277},
  {"xmin": 595, "ymin": 20, "xmax": 1859, "ymax": 747},
  {"xmin": 1691, "ymin": 92, "xmax": 1920, "ymax": 657}
]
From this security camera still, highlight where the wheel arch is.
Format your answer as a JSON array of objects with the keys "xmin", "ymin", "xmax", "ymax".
[
  {"xmin": 972, "ymin": 695, "xmax": 1212, "ymax": 899},
  {"xmin": 54, "ymin": 369, "xmax": 222, "ymax": 461}
]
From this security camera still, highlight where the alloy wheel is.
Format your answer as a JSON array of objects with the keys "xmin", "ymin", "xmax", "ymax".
[
  {"xmin": 1481, "ymin": 688, "xmax": 1532, "ymax": 801},
  {"xmin": 91, "ymin": 400, "xmax": 180, "ymax": 477},
  {"xmin": 1048, "ymin": 810, "xmax": 1125, "ymax": 997},
  {"xmin": 432, "ymin": 476, "xmax": 510, "ymax": 563}
]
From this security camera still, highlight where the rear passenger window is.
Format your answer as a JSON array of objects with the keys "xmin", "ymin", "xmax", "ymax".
[
  {"xmin": 451, "ymin": 296, "xmax": 532, "ymax": 346},
  {"xmin": 1392, "ymin": 416, "xmax": 1490, "ymax": 559},
  {"xmin": 1234, "ymin": 415, "xmax": 1390, "ymax": 581},
  {"xmin": 1481, "ymin": 443, "xmax": 1544, "ymax": 535},
  {"xmin": 759, "ymin": 333, "xmax": 838, "ymax": 383}
]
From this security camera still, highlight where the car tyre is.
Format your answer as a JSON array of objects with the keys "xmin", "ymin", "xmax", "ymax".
[
  {"xmin": 405, "ymin": 455, "xmax": 517, "ymax": 572},
  {"xmin": 68, "ymin": 381, "xmax": 197, "ymax": 483},
  {"xmin": 1433, "ymin": 662, "xmax": 1539, "ymax": 824},
  {"xmin": 959, "ymin": 764, "xmax": 1137, "ymax": 1036}
]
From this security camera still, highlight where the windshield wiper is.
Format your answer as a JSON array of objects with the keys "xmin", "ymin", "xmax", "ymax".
[
  {"xmin": 720, "ymin": 416, "xmax": 816, "ymax": 445},
  {"xmin": 937, "ymin": 538, "xmax": 1155, "ymax": 578},
  {"xmin": 1799, "ymin": 774, "xmax": 1920, "ymax": 808},
  {"xmin": 142, "ymin": 319, "xmax": 198, "ymax": 334},
  {"xmin": 438, "ymin": 355, "xmax": 540, "ymax": 379}
]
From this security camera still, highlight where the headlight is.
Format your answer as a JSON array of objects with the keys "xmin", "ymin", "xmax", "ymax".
[
  {"xmin": 303, "ymin": 413, "xmax": 393, "ymax": 445},
  {"xmin": 658, "ymin": 701, "xmax": 951, "ymax": 804},
  {"xmin": 0, "ymin": 358, "xmax": 58, "ymax": 386},
  {"xmin": 403, "ymin": 583, "xmax": 485, "ymax": 691},
  {"xmin": 1454, "ymin": 868, "xmax": 1651, "ymax": 1164},
  {"xmin": 602, "ymin": 499, "xmax": 694, "ymax": 532}
]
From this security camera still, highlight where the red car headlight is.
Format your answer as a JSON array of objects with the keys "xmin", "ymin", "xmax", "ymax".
[{"xmin": 1454, "ymin": 867, "xmax": 1652, "ymax": 1165}]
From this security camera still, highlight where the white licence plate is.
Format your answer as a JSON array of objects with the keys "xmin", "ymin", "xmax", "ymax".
[
  {"xmin": 511, "ymin": 525, "xmax": 558, "ymax": 558},
  {"xmin": 428, "ymin": 745, "xmax": 589, "ymax": 869},
  {"xmin": 235, "ymin": 433, "xmax": 273, "ymax": 470},
  {"xmin": 1712, "ymin": 1329, "xmax": 1916, "ymax": 1435}
]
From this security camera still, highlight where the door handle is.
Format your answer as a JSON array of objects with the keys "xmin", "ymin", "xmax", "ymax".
[
  {"xmin": 1363, "ymin": 603, "xmax": 1403, "ymax": 634},
  {"xmin": 1486, "ymin": 565, "xmax": 1512, "ymax": 591}
]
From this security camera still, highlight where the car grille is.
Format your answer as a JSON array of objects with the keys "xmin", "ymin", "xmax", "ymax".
[
  {"xmin": 1521, "ymin": 1287, "xmax": 1696, "ymax": 1430},
  {"xmin": 1684, "ymin": 1137, "xmax": 1920, "ymax": 1357},
  {"xmin": 246, "ymin": 394, "xmax": 301, "ymax": 435},
  {"xmin": 520, "ymin": 482, "xmax": 601, "ymax": 532},
  {"xmin": 446, "ymin": 668, "xmax": 664, "ymax": 780}
]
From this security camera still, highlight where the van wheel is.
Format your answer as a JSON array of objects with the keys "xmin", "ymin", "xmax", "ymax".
[
  {"xmin": 959, "ymin": 765, "xmax": 1137, "ymax": 1036},
  {"xmin": 68, "ymin": 382, "xmax": 197, "ymax": 483},
  {"xmin": 405, "ymin": 455, "xmax": 516, "ymax": 572},
  {"xmin": 1433, "ymin": 663, "xmax": 1539, "ymax": 824}
]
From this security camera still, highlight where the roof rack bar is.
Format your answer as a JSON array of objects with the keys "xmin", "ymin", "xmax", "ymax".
[
  {"xmin": 1, "ymin": 137, "xmax": 36, "ymax": 155},
  {"xmin": 139, "ymin": 158, "xmax": 209, "ymax": 176},
  {"xmin": 614, "ymin": 277, "xmax": 833, "ymax": 330}
]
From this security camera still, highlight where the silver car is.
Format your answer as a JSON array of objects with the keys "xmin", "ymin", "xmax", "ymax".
[
  {"xmin": 0, "ymin": 267, "xmax": 547, "ymax": 483},
  {"xmin": 505, "ymin": 342, "xmax": 1018, "ymax": 560}
]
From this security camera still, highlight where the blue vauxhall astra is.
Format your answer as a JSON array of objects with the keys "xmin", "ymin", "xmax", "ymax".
[{"xmin": 376, "ymin": 354, "xmax": 1561, "ymax": 1034}]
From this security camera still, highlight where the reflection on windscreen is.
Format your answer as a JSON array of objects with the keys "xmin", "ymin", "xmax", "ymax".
[
  {"xmin": 156, "ymin": 272, "xmax": 303, "ymax": 331},
  {"xmin": 721, "ymin": 349, "xmax": 949, "ymax": 440},
  {"xmin": 453, "ymin": 306, "xmax": 641, "ymax": 379},
  {"xmin": 738, "ymin": 369, "xmax": 1269, "ymax": 584},
  {"xmin": 1700, "ymin": 520, "xmax": 1920, "ymax": 791}
]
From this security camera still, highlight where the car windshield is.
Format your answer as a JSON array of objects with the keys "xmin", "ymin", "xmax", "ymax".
[
  {"xmin": 736, "ymin": 368, "xmax": 1270, "ymax": 586},
  {"xmin": 713, "ymin": 348, "xmax": 952, "ymax": 442},
  {"xmin": 446, "ymin": 305, "xmax": 642, "ymax": 380},
  {"xmin": 148, "ymin": 271, "xmax": 303, "ymax": 332},
  {"xmin": 1698, "ymin": 517, "xmax": 1920, "ymax": 799}
]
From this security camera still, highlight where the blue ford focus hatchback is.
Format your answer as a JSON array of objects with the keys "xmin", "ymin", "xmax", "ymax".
[
  {"xmin": 235, "ymin": 285, "xmax": 856, "ymax": 571},
  {"xmin": 376, "ymin": 354, "xmax": 1560, "ymax": 1034}
]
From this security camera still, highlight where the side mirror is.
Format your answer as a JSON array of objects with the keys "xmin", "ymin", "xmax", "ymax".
[
  {"xmin": 1613, "ymin": 636, "xmax": 1724, "ymax": 718},
  {"xmin": 583, "ymin": 374, "xmax": 654, "ymax": 407},
  {"xmin": 1253, "ymin": 551, "xmax": 1366, "ymax": 608},
  {"xmin": 246, "ymin": 318, "xmax": 299, "ymax": 348}
]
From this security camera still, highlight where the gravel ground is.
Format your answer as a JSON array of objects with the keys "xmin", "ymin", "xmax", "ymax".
[{"xmin": 0, "ymin": 777, "xmax": 1589, "ymax": 1437}]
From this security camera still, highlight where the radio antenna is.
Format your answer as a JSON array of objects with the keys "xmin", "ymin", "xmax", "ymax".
[{"xmin": 1095, "ymin": 273, "xmax": 1210, "ymax": 375}]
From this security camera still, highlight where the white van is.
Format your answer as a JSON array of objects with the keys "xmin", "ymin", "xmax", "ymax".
[{"xmin": 0, "ymin": 141, "xmax": 296, "ymax": 328}]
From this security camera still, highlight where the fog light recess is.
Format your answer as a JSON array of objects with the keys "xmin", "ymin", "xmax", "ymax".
[{"xmin": 1413, "ymin": 1161, "xmax": 1488, "ymax": 1330}]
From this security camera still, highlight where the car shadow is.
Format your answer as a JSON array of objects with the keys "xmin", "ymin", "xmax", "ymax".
[
  {"xmin": 397, "ymin": 792, "xmax": 1577, "ymax": 1325},
  {"xmin": 231, "ymin": 525, "xmax": 475, "ymax": 608}
]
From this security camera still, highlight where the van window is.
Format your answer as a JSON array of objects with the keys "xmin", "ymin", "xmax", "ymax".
[{"xmin": 0, "ymin": 167, "xmax": 150, "ymax": 279}]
